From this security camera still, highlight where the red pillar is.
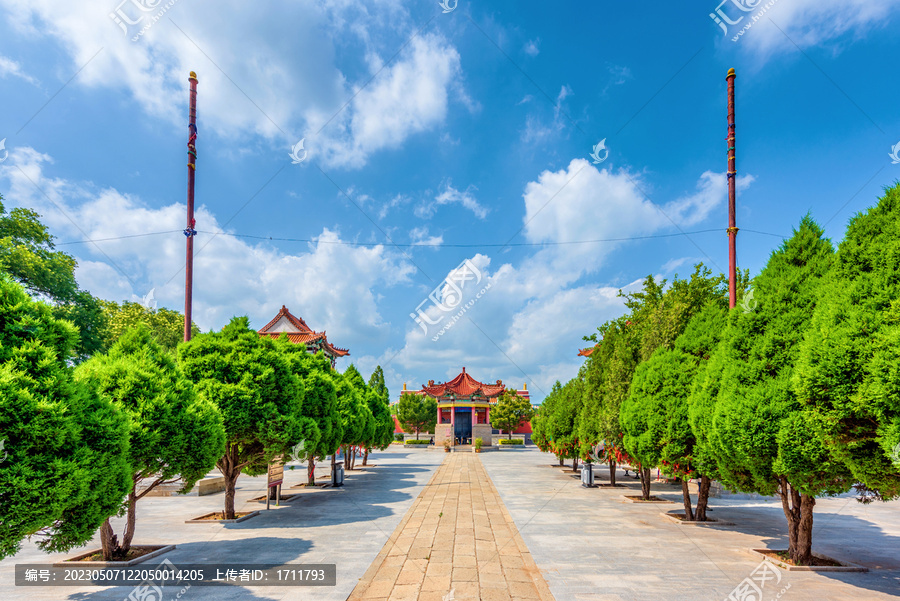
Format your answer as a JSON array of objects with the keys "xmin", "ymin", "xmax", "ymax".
[
  {"xmin": 726, "ymin": 68, "xmax": 738, "ymax": 309},
  {"xmin": 184, "ymin": 72, "xmax": 199, "ymax": 341}
]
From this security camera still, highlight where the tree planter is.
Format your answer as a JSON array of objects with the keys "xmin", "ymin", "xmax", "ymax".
[
  {"xmin": 751, "ymin": 549, "xmax": 868, "ymax": 572},
  {"xmin": 185, "ymin": 511, "xmax": 259, "ymax": 524},
  {"xmin": 622, "ymin": 495, "xmax": 673, "ymax": 503},
  {"xmin": 249, "ymin": 493, "xmax": 300, "ymax": 503},
  {"xmin": 55, "ymin": 545, "xmax": 175, "ymax": 567},
  {"xmin": 661, "ymin": 512, "xmax": 733, "ymax": 526}
]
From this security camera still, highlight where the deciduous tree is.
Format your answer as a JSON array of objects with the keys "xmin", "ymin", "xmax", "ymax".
[
  {"xmin": 397, "ymin": 392, "xmax": 437, "ymax": 440},
  {"xmin": 490, "ymin": 389, "xmax": 534, "ymax": 440}
]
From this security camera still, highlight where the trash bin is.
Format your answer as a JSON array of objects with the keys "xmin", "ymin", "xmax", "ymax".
[
  {"xmin": 581, "ymin": 463, "xmax": 594, "ymax": 487},
  {"xmin": 332, "ymin": 464, "xmax": 344, "ymax": 487}
]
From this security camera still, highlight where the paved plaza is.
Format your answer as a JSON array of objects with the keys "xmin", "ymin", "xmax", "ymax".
[
  {"xmin": 348, "ymin": 451, "xmax": 553, "ymax": 601},
  {"xmin": 1, "ymin": 446, "xmax": 898, "ymax": 601}
]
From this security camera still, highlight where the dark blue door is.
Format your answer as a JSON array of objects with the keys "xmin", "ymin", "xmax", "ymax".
[{"xmin": 454, "ymin": 411, "xmax": 472, "ymax": 442}]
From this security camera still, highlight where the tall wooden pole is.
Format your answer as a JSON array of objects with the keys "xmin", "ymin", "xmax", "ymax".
[
  {"xmin": 726, "ymin": 68, "xmax": 737, "ymax": 309},
  {"xmin": 184, "ymin": 72, "xmax": 198, "ymax": 341}
]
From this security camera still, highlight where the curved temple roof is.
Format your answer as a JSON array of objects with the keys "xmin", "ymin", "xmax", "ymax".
[
  {"xmin": 258, "ymin": 305, "xmax": 349, "ymax": 357},
  {"xmin": 420, "ymin": 367, "xmax": 506, "ymax": 399}
]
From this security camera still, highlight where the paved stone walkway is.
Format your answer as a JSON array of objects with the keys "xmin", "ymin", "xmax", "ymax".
[{"xmin": 348, "ymin": 452, "xmax": 555, "ymax": 601}]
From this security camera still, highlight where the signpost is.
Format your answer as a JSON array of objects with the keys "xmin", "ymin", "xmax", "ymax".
[{"xmin": 266, "ymin": 459, "xmax": 284, "ymax": 510}]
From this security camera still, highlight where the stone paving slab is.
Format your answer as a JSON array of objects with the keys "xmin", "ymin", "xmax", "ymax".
[
  {"xmin": 481, "ymin": 449, "xmax": 900, "ymax": 601},
  {"xmin": 0, "ymin": 449, "xmax": 444, "ymax": 601},
  {"xmin": 347, "ymin": 451, "xmax": 556, "ymax": 601}
]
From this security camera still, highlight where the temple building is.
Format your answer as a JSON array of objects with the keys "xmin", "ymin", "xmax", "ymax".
[
  {"xmin": 258, "ymin": 305, "xmax": 349, "ymax": 367},
  {"xmin": 403, "ymin": 368, "xmax": 530, "ymax": 446}
]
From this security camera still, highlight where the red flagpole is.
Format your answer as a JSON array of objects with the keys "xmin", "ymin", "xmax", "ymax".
[
  {"xmin": 726, "ymin": 68, "xmax": 737, "ymax": 309},
  {"xmin": 184, "ymin": 72, "xmax": 198, "ymax": 341}
]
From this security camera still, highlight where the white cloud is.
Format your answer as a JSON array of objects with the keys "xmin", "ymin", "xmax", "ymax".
[
  {"xmin": 390, "ymin": 157, "xmax": 756, "ymax": 397},
  {"xmin": 0, "ymin": 55, "xmax": 37, "ymax": 85},
  {"xmin": 0, "ymin": 0, "xmax": 464, "ymax": 169},
  {"xmin": 519, "ymin": 85, "xmax": 571, "ymax": 143},
  {"xmin": 718, "ymin": 0, "xmax": 898, "ymax": 57},
  {"xmin": 523, "ymin": 39, "xmax": 540, "ymax": 57},
  {"xmin": 409, "ymin": 226, "xmax": 442, "ymax": 247},
  {"xmin": 661, "ymin": 171, "xmax": 754, "ymax": 227},
  {"xmin": 416, "ymin": 181, "xmax": 488, "ymax": 220},
  {"xmin": 313, "ymin": 33, "xmax": 464, "ymax": 168},
  {"xmin": 0, "ymin": 146, "xmax": 415, "ymax": 342}
]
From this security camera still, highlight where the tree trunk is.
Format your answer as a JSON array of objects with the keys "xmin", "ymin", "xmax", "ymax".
[
  {"xmin": 778, "ymin": 477, "xmax": 816, "ymax": 565},
  {"xmin": 331, "ymin": 452, "xmax": 336, "ymax": 481},
  {"xmin": 415, "ymin": 429, "xmax": 420, "ymax": 440},
  {"xmin": 558, "ymin": 456, "xmax": 564, "ymax": 466},
  {"xmin": 572, "ymin": 456, "xmax": 578, "ymax": 471},
  {"xmin": 680, "ymin": 479, "xmax": 694, "ymax": 521},
  {"xmin": 343, "ymin": 445, "xmax": 351, "ymax": 470},
  {"xmin": 695, "ymin": 476, "xmax": 711, "ymax": 521},
  {"xmin": 100, "ymin": 518, "xmax": 117, "ymax": 561},
  {"xmin": 508, "ymin": 431, "xmax": 512, "ymax": 440},
  {"xmin": 363, "ymin": 449, "xmax": 369, "ymax": 466},
  {"xmin": 639, "ymin": 466, "xmax": 651, "ymax": 500},
  {"xmin": 350, "ymin": 447, "xmax": 357, "ymax": 470},
  {"xmin": 608, "ymin": 460, "xmax": 617, "ymax": 486},
  {"xmin": 307, "ymin": 457, "xmax": 316, "ymax": 486},
  {"xmin": 121, "ymin": 489, "xmax": 138, "ymax": 553},
  {"xmin": 218, "ymin": 447, "xmax": 241, "ymax": 520}
]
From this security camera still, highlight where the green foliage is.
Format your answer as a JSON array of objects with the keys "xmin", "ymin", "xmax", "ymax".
[
  {"xmin": 178, "ymin": 317, "xmax": 319, "ymax": 517},
  {"xmin": 0, "ymin": 276, "xmax": 131, "ymax": 558},
  {"xmin": 474, "ymin": 437, "xmax": 483, "ymax": 449},
  {"xmin": 76, "ymin": 324, "xmax": 225, "ymax": 489},
  {"xmin": 543, "ymin": 377, "xmax": 584, "ymax": 459},
  {"xmin": 404, "ymin": 439, "xmax": 431, "ymax": 445},
  {"xmin": 274, "ymin": 337, "xmax": 343, "ymax": 460},
  {"xmin": 397, "ymin": 392, "xmax": 437, "ymax": 439},
  {"xmin": 498, "ymin": 439, "xmax": 524, "ymax": 445},
  {"xmin": 368, "ymin": 366, "xmax": 389, "ymax": 403},
  {"xmin": 794, "ymin": 185, "xmax": 900, "ymax": 499},
  {"xmin": 680, "ymin": 302, "xmax": 729, "ymax": 478},
  {"xmin": 622, "ymin": 348, "xmax": 699, "ymax": 474},
  {"xmin": 490, "ymin": 389, "xmax": 535, "ymax": 439},
  {"xmin": 75, "ymin": 324, "xmax": 224, "ymax": 556},
  {"xmin": 101, "ymin": 300, "xmax": 198, "ymax": 353},
  {"xmin": 0, "ymin": 198, "xmax": 108, "ymax": 362},
  {"xmin": 702, "ymin": 216, "xmax": 850, "ymax": 498},
  {"xmin": 335, "ymin": 371, "xmax": 375, "ymax": 448},
  {"xmin": 621, "ymin": 266, "xmax": 729, "ymax": 476},
  {"xmin": 0, "ymin": 198, "xmax": 77, "ymax": 301}
]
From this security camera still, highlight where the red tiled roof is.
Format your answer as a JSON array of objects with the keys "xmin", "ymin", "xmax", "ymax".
[
  {"xmin": 258, "ymin": 305, "xmax": 349, "ymax": 357},
  {"xmin": 420, "ymin": 367, "xmax": 506, "ymax": 399}
]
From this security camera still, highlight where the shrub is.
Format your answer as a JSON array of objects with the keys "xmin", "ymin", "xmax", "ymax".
[
  {"xmin": 394, "ymin": 433, "xmax": 405, "ymax": 442},
  {"xmin": 404, "ymin": 439, "xmax": 431, "ymax": 445},
  {"xmin": 499, "ymin": 439, "xmax": 525, "ymax": 445}
]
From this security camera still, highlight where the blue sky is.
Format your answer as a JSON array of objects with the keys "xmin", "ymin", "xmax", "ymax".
[{"xmin": 1, "ymin": 0, "xmax": 899, "ymax": 402}]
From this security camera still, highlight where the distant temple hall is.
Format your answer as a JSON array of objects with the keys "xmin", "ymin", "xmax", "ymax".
[
  {"xmin": 258, "ymin": 305, "xmax": 349, "ymax": 366},
  {"xmin": 404, "ymin": 368, "xmax": 530, "ymax": 446}
]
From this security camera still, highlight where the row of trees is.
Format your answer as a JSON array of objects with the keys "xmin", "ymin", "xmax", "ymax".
[
  {"xmin": 533, "ymin": 185, "xmax": 900, "ymax": 566},
  {"xmin": 0, "ymin": 196, "xmax": 395, "ymax": 561}
]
